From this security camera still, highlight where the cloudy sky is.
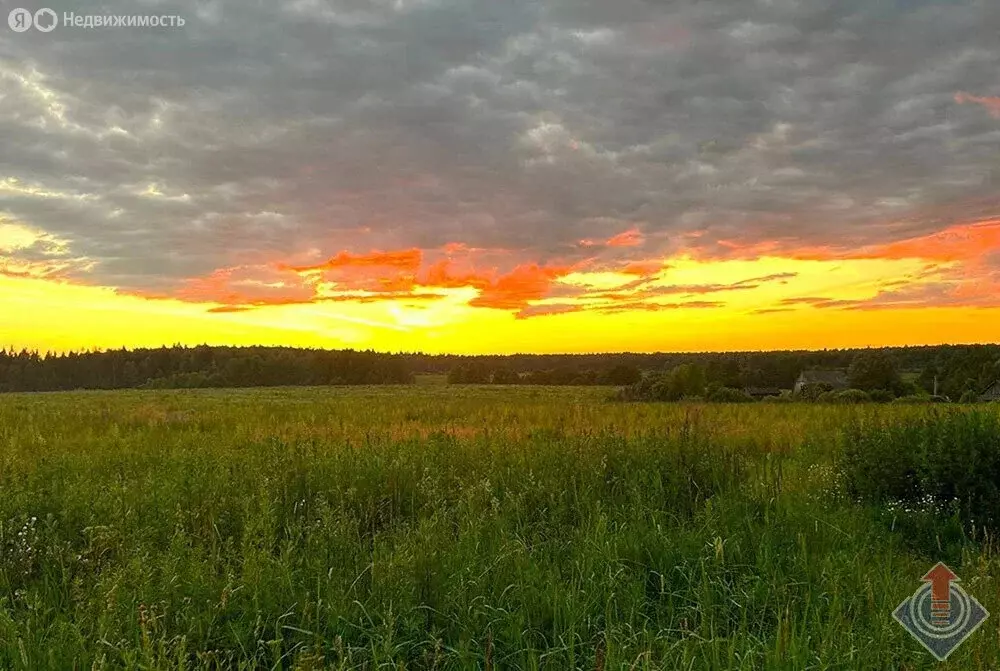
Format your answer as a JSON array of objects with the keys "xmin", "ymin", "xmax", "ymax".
[{"xmin": 1, "ymin": 0, "xmax": 1000, "ymax": 353}]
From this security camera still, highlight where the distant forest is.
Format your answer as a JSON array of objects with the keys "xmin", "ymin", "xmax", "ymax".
[
  {"xmin": 0, "ymin": 347, "xmax": 414, "ymax": 392},
  {"xmin": 1, "ymin": 343, "xmax": 999, "ymax": 398}
]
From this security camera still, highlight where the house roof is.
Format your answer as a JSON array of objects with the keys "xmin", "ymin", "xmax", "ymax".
[{"xmin": 797, "ymin": 369, "xmax": 849, "ymax": 386}]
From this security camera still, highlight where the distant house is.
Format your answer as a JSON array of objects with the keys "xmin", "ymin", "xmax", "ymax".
[
  {"xmin": 980, "ymin": 380, "xmax": 1000, "ymax": 402},
  {"xmin": 744, "ymin": 386, "xmax": 782, "ymax": 399},
  {"xmin": 794, "ymin": 369, "xmax": 849, "ymax": 395}
]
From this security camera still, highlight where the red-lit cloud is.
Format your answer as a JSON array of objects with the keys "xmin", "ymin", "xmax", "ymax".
[
  {"xmin": 865, "ymin": 219, "xmax": 1000, "ymax": 262},
  {"xmin": 468, "ymin": 263, "xmax": 574, "ymax": 309},
  {"xmin": 581, "ymin": 227, "xmax": 646, "ymax": 248},
  {"xmin": 690, "ymin": 219, "xmax": 1000, "ymax": 265},
  {"xmin": 160, "ymin": 245, "xmax": 584, "ymax": 315},
  {"xmin": 128, "ymin": 211, "xmax": 1000, "ymax": 320},
  {"xmin": 606, "ymin": 228, "xmax": 644, "ymax": 247},
  {"xmin": 954, "ymin": 92, "xmax": 1000, "ymax": 118},
  {"xmin": 621, "ymin": 261, "xmax": 666, "ymax": 276},
  {"xmin": 174, "ymin": 265, "xmax": 317, "ymax": 306},
  {"xmin": 285, "ymin": 248, "xmax": 423, "ymax": 273}
]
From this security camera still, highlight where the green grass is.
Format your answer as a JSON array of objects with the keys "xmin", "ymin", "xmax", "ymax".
[{"xmin": 1, "ymin": 386, "xmax": 998, "ymax": 669}]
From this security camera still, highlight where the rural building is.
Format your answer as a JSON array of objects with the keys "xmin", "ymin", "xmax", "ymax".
[
  {"xmin": 980, "ymin": 380, "xmax": 1000, "ymax": 402},
  {"xmin": 793, "ymin": 369, "xmax": 849, "ymax": 394}
]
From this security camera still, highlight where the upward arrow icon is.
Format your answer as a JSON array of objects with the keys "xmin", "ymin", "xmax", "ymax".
[
  {"xmin": 923, "ymin": 562, "xmax": 958, "ymax": 602},
  {"xmin": 894, "ymin": 562, "xmax": 989, "ymax": 661}
]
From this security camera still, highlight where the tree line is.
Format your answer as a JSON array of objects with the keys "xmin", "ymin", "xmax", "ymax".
[
  {"xmin": 0, "ymin": 346, "xmax": 414, "ymax": 392},
  {"xmin": 443, "ymin": 345, "xmax": 1000, "ymax": 399},
  {"xmin": 446, "ymin": 362, "xmax": 642, "ymax": 386},
  {"xmin": 617, "ymin": 348, "xmax": 1000, "ymax": 403},
  {"xmin": 1, "ymin": 343, "xmax": 998, "ymax": 396}
]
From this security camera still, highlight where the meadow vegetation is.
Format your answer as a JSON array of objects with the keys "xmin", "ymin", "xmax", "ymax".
[{"xmin": 1, "ymin": 385, "xmax": 999, "ymax": 669}]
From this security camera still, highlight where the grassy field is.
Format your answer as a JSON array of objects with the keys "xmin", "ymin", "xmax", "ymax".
[{"xmin": 1, "ymin": 385, "xmax": 999, "ymax": 669}]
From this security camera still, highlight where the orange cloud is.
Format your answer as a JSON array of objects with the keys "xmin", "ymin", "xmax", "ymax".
[
  {"xmin": 707, "ymin": 238, "xmax": 836, "ymax": 261},
  {"xmin": 285, "ymin": 248, "xmax": 423, "ymax": 273},
  {"xmin": 175, "ymin": 265, "xmax": 316, "ymax": 305},
  {"xmin": 143, "ymin": 215, "xmax": 1000, "ymax": 319},
  {"xmin": 418, "ymin": 259, "xmax": 492, "ymax": 290},
  {"xmin": 731, "ymin": 271, "xmax": 798, "ymax": 286},
  {"xmin": 514, "ymin": 303, "xmax": 583, "ymax": 319},
  {"xmin": 206, "ymin": 305, "xmax": 253, "ymax": 313},
  {"xmin": 606, "ymin": 228, "xmax": 644, "ymax": 247},
  {"xmin": 700, "ymin": 218, "xmax": 1000, "ymax": 266},
  {"xmin": 621, "ymin": 260, "xmax": 665, "ymax": 276},
  {"xmin": 278, "ymin": 248, "xmax": 427, "ymax": 294},
  {"xmin": 579, "ymin": 227, "xmax": 645, "ymax": 249},
  {"xmin": 955, "ymin": 92, "xmax": 1000, "ymax": 118},
  {"xmin": 163, "ymin": 246, "xmax": 587, "ymax": 315},
  {"xmin": 320, "ymin": 291, "xmax": 444, "ymax": 304},
  {"xmin": 151, "ymin": 240, "xmax": 843, "ymax": 318},
  {"xmin": 469, "ymin": 263, "xmax": 573, "ymax": 309},
  {"xmin": 599, "ymin": 300, "xmax": 723, "ymax": 314},
  {"xmin": 204, "ymin": 290, "xmax": 446, "ymax": 313},
  {"xmin": 868, "ymin": 219, "xmax": 1000, "ymax": 262}
]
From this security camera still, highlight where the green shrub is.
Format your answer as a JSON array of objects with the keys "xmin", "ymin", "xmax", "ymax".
[
  {"xmin": 868, "ymin": 389, "xmax": 894, "ymax": 403},
  {"xmin": 890, "ymin": 394, "xmax": 947, "ymax": 404},
  {"xmin": 616, "ymin": 366, "xmax": 711, "ymax": 402},
  {"xmin": 959, "ymin": 390, "xmax": 979, "ymax": 404},
  {"xmin": 796, "ymin": 382, "xmax": 834, "ymax": 400},
  {"xmin": 706, "ymin": 386, "xmax": 754, "ymax": 403},
  {"xmin": 816, "ymin": 389, "xmax": 875, "ymax": 403},
  {"xmin": 838, "ymin": 409, "xmax": 1000, "ymax": 531},
  {"xmin": 831, "ymin": 389, "xmax": 871, "ymax": 404}
]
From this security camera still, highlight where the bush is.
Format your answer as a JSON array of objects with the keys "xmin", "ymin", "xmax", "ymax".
[
  {"xmin": 796, "ymin": 382, "xmax": 834, "ymax": 401},
  {"xmin": 600, "ymin": 364, "xmax": 642, "ymax": 386},
  {"xmin": 848, "ymin": 350, "xmax": 904, "ymax": 396},
  {"xmin": 706, "ymin": 386, "xmax": 754, "ymax": 403},
  {"xmin": 813, "ymin": 389, "xmax": 871, "ymax": 403},
  {"xmin": 831, "ymin": 389, "xmax": 871, "ymax": 404},
  {"xmin": 890, "ymin": 395, "xmax": 948, "ymax": 404},
  {"xmin": 868, "ymin": 389, "xmax": 894, "ymax": 403},
  {"xmin": 616, "ymin": 367, "xmax": 709, "ymax": 402},
  {"xmin": 959, "ymin": 390, "xmax": 979, "ymax": 404},
  {"xmin": 613, "ymin": 374, "xmax": 662, "ymax": 401},
  {"xmin": 838, "ymin": 410, "xmax": 1000, "ymax": 531}
]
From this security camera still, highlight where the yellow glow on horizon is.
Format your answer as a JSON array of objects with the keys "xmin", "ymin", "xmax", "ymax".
[
  {"xmin": 0, "ymin": 252, "xmax": 993, "ymax": 355},
  {"xmin": 558, "ymin": 270, "xmax": 646, "ymax": 290},
  {"xmin": 0, "ymin": 222, "xmax": 42, "ymax": 252}
]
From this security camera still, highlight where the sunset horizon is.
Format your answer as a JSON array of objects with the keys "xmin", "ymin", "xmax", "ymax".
[
  {"xmin": 5, "ymin": 2, "xmax": 1000, "ymax": 666},
  {"xmin": 4, "ymin": 0, "xmax": 1000, "ymax": 354}
]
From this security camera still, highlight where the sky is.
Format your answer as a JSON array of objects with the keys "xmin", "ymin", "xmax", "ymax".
[{"xmin": 1, "ymin": 0, "xmax": 1000, "ymax": 354}]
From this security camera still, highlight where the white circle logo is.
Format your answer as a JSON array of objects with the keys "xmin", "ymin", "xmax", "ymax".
[
  {"xmin": 33, "ymin": 8, "xmax": 57, "ymax": 32},
  {"xmin": 7, "ymin": 8, "xmax": 32, "ymax": 32}
]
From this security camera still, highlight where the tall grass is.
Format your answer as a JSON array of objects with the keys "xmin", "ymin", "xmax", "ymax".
[
  {"xmin": 0, "ymin": 387, "xmax": 998, "ymax": 669},
  {"xmin": 839, "ymin": 408, "xmax": 1000, "ymax": 552}
]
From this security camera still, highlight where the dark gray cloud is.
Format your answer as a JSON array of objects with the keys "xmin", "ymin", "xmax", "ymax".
[{"xmin": 1, "ymin": 0, "xmax": 999, "ymax": 293}]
